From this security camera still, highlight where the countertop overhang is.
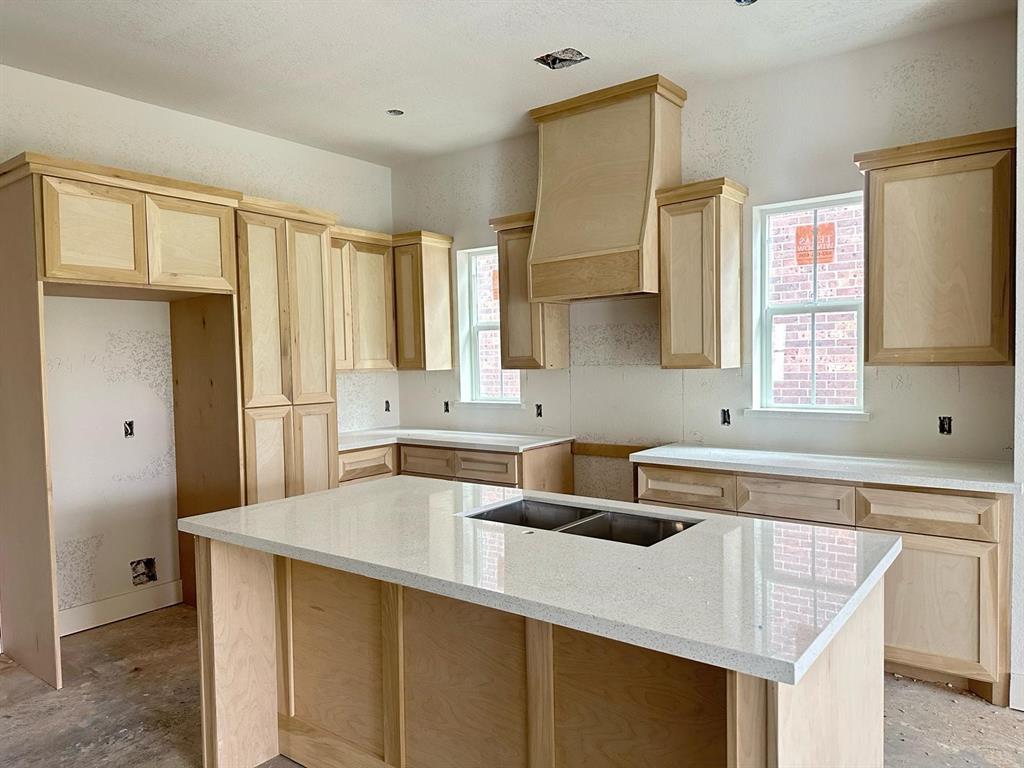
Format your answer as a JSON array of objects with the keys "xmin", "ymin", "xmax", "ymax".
[
  {"xmin": 630, "ymin": 443, "xmax": 1017, "ymax": 494},
  {"xmin": 178, "ymin": 475, "xmax": 900, "ymax": 685},
  {"xmin": 338, "ymin": 428, "xmax": 575, "ymax": 454}
]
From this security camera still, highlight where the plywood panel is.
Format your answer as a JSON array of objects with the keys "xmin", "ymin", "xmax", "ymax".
[
  {"xmin": 288, "ymin": 220, "xmax": 334, "ymax": 404},
  {"xmin": 147, "ymin": 194, "xmax": 235, "ymax": 292},
  {"xmin": 41, "ymin": 175, "xmax": 147, "ymax": 283},
  {"xmin": 521, "ymin": 442, "xmax": 574, "ymax": 493},
  {"xmin": 349, "ymin": 241, "xmax": 396, "ymax": 370},
  {"xmin": 552, "ymin": 625, "xmax": 727, "ymax": 767},
  {"xmin": 237, "ymin": 211, "xmax": 290, "ymax": 408},
  {"xmin": 243, "ymin": 406, "xmax": 292, "ymax": 503},
  {"xmin": 289, "ymin": 562, "xmax": 385, "ymax": 758},
  {"xmin": 530, "ymin": 249, "xmax": 642, "ymax": 302},
  {"xmin": 0, "ymin": 176, "xmax": 63, "ymax": 688},
  {"xmin": 292, "ymin": 402, "xmax": 337, "ymax": 495},
  {"xmin": 403, "ymin": 589, "xmax": 529, "ymax": 768},
  {"xmin": 170, "ymin": 293, "xmax": 245, "ymax": 605}
]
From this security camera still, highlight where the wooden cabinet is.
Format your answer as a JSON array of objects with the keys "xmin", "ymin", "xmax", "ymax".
[
  {"xmin": 854, "ymin": 129, "xmax": 1013, "ymax": 364},
  {"xmin": 393, "ymin": 442, "xmax": 573, "ymax": 492},
  {"xmin": 146, "ymin": 194, "xmax": 235, "ymax": 291},
  {"xmin": 287, "ymin": 220, "xmax": 335, "ymax": 404},
  {"xmin": 394, "ymin": 231, "xmax": 453, "ymax": 370},
  {"xmin": 884, "ymin": 532, "xmax": 998, "ymax": 681},
  {"xmin": 453, "ymin": 450, "xmax": 519, "ymax": 485},
  {"xmin": 656, "ymin": 179, "xmax": 746, "ymax": 369},
  {"xmin": 635, "ymin": 464, "xmax": 736, "ymax": 511},
  {"xmin": 237, "ymin": 211, "xmax": 290, "ymax": 408},
  {"xmin": 41, "ymin": 176, "xmax": 148, "ymax": 283},
  {"xmin": 489, "ymin": 213, "xmax": 568, "ymax": 370},
  {"xmin": 338, "ymin": 445, "xmax": 396, "ymax": 485},
  {"xmin": 331, "ymin": 227, "xmax": 397, "ymax": 371},
  {"xmin": 737, "ymin": 474, "xmax": 855, "ymax": 527},
  {"xmin": 856, "ymin": 486, "xmax": 1001, "ymax": 542},
  {"xmin": 400, "ymin": 445, "xmax": 456, "ymax": 478},
  {"xmin": 243, "ymin": 406, "xmax": 293, "ymax": 503},
  {"xmin": 528, "ymin": 75, "xmax": 684, "ymax": 301},
  {"xmin": 293, "ymin": 403, "xmax": 338, "ymax": 495}
]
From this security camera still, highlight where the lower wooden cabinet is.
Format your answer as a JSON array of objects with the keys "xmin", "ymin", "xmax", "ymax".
[
  {"xmin": 292, "ymin": 403, "xmax": 338, "ymax": 495},
  {"xmin": 338, "ymin": 445, "xmax": 396, "ymax": 486},
  {"xmin": 399, "ymin": 445, "xmax": 456, "ymax": 479},
  {"xmin": 635, "ymin": 464, "xmax": 736, "ymax": 511},
  {"xmin": 737, "ymin": 474, "xmax": 856, "ymax": 527},
  {"xmin": 453, "ymin": 450, "xmax": 519, "ymax": 485},
  {"xmin": 243, "ymin": 406, "xmax": 293, "ymax": 503},
  {"xmin": 884, "ymin": 532, "xmax": 998, "ymax": 681}
]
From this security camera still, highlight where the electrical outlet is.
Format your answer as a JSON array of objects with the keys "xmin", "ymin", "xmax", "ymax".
[
  {"xmin": 384, "ymin": 399, "xmax": 391, "ymax": 413},
  {"xmin": 123, "ymin": 420, "xmax": 134, "ymax": 438},
  {"xmin": 535, "ymin": 403, "xmax": 543, "ymax": 418},
  {"xmin": 938, "ymin": 416, "xmax": 952, "ymax": 435},
  {"xmin": 443, "ymin": 400, "xmax": 450, "ymax": 414},
  {"xmin": 720, "ymin": 408, "xmax": 731, "ymax": 426}
]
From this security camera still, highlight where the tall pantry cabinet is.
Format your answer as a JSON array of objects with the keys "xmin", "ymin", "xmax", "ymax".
[{"xmin": 236, "ymin": 198, "xmax": 337, "ymax": 504}]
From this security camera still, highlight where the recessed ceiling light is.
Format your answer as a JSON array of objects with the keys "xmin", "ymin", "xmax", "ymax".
[
  {"xmin": 386, "ymin": 108, "xmax": 405, "ymax": 116},
  {"xmin": 534, "ymin": 48, "xmax": 590, "ymax": 70}
]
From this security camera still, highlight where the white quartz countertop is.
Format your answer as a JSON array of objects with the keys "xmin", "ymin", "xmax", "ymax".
[
  {"xmin": 179, "ymin": 475, "xmax": 900, "ymax": 685},
  {"xmin": 630, "ymin": 443, "xmax": 1018, "ymax": 494},
  {"xmin": 338, "ymin": 428, "xmax": 574, "ymax": 453}
]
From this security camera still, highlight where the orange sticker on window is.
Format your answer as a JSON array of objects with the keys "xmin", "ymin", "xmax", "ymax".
[
  {"xmin": 492, "ymin": 270, "xmax": 500, "ymax": 300},
  {"xmin": 796, "ymin": 222, "xmax": 835, "ymax": 265}
]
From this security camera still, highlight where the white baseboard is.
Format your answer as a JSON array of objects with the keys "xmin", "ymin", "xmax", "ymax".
[
  {"xmin": 59, "ymin": 579, "xmax": 183, "ymax": 636},
  {"xmin": 1011, "ymin": 672, "xmax": 1024, "ymax": 712}
]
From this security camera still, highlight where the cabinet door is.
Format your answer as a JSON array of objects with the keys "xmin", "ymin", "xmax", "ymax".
[
  {"xmin": 349, "ymin": 241, "xmax": 396, "ymax": 370},
  {"xmin": 659, "ymin": 196, "xmax": 741, "ymax": 369},
  {"xmin": 146, "ymin": 194, "xmax": 235, "ymax": 291},
  {"xmin": 736, "ymin": 475, "xmax": 856, "ymax": 527},
  {"xmin": 288, "ymin": 221, "xmax": 335, "ymax": 404},
  {"xmin": 41, "ymin": 176, "xmax": 148, "ymax": 283},
  {"xmin": 498, "ymin": 225, "xmax": 568, "ymax": 369},
  {"xmin": 884, "ymin": 532, "xmax": 998, "ymax": 681},
  {"xmin": 338, "ymin": 445, "xmax": 396, "ymax": 484},
  {"xmin": 454, "ymin": 450, "xmax": 520, "ymax": 485},
  {"xmin": 238, "ymin": 211, "xmax": 291, "ymax": 407},
  {"xmin": 243, "ymin": 406, "xmax": 293, "ymax": 503},
  {"xmin": 394, "ymin": 244, "xmax": 425, "ymax": 370},
  {"xmin": 293, "ymin": 403, "xmax": 338, "ymax": 495},
  {"xmin": 399, "ymin": 445, "xmax": 455, "ymax": 478},
  {"xmin": 867, "ymin": 150, "xmax": 1011, "ymax": 364},
  {"xmin": 330, "ymin": 242, "xmax": 354, "ymax": 371},
  {"xmin": 635, "ymin": 464, "xmax": 736, "ymax": 511}
]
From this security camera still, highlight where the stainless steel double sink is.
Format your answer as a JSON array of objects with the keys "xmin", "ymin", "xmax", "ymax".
[{"xmin": 467, "ymin": 499, "xmax": 699, "ymax": 547}]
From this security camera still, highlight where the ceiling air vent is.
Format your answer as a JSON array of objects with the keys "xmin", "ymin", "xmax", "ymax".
[{"xmin": 534, "ymin": 48, "xmax": 589, "ymax": 70}]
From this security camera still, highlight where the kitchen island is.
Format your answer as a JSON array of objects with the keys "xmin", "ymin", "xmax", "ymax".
[{"xmin": 179, "ymin": 475, "xmax": 901, "ymax": 768}]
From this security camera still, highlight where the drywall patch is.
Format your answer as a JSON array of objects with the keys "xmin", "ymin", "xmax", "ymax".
[
  {"xmin": 56, "ymin": 534, "xmax": 104, "ymax": 610},
  {"xmin": 102, "ymin": 329, "xmax": 173, "ymax": 407}
]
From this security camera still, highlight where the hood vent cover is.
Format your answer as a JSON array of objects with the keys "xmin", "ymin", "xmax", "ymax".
[{"xmin": 527, "ymin": 75, "xmax": 685, "ymax": 302}]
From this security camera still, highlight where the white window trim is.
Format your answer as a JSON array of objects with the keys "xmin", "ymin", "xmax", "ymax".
[
  {"xmin": 751, "ymin": 191, "xmax": 867, "ymax": 415},
  {"xmin": 456, "ymin": 246, "xmax": 522, "ymax": 405}
]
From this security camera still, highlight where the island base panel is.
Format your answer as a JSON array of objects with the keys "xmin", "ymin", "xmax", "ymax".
[{"xmin": 197, "ymin": 544, "xmax": 886, "ymax": 768}]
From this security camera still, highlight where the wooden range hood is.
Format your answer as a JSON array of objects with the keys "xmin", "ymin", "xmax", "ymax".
[{"xmin": 527, "ymin": 75, "xmax": 685, "ymax": 302}]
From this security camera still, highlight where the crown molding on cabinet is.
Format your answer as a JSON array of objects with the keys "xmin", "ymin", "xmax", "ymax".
[{"xmin": 853, "ymin": 127, "xmax": 1015, "ymax": 172}]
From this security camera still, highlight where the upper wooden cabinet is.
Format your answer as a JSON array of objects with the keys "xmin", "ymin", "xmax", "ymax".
[
  {"xmin": 41, "ymin": 176, "xmax": 149, "ymax": 284},
  {"xmin": 146, "ymin": 194, "xmax": 235, "ymax": 291},
  {"xmin": 287, "ymin": 220, "xmax": 335, "ymax": 404},
  {"xmin": 656, "ymin": 178, "xmax": 747, "ymax": 369},
  {"xmin": 237, "ymin": 211, "xmax": 291, "ymax": 408},
  {"xmin": 330, "ymin": 226, "xmax": 397, "ymax": 371},
  {"xmin": 528, "ymin": 75, "xmax": 685, "ymax": 302},
  {"xmin": 489, "ymin": 212, "xmax": 568, "ymax": 370},
  {"xmin": 854, "ymin": 129, "xmax": 1014, "ymax": 364},
  {"xmin": 393, "ymin": 231, "xmax": 454, "ymax": 371}
]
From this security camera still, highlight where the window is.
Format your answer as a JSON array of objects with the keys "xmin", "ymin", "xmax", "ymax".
[
  {"xmin": 754, "ymin": 193, "xmax": 864, "ymax": 411},
  {"xmin": 461, "ymin": 247, "xmax": 520, "ymax": 402}
]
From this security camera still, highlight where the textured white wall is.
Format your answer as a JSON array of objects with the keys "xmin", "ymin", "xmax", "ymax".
[
  {"xmin": 45, "ymin": 297, "xmax": 178, "ymax": 623},
  {"xmin": 392, "ymin": 14, "xmax": 1017, "ymax": 498}
]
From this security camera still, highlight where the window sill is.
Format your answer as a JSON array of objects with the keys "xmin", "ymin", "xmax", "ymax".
[
  {"xmin": 457, "ymin": 400, "xmax": 525, "ymax": 409},
  {"xmin": 743, "ymin": 408, "xmax": 871, "ymax": 422}
]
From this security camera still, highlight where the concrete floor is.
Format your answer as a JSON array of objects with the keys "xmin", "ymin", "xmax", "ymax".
[{"xmin": 0, "ymin": 605, "xmax": 1021, "ymax": 767}]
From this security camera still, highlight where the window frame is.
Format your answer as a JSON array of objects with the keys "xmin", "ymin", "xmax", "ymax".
[
  {"xmin": 461, "ymin": 245, "xmax": 521, "ymax": 404},
  {"xmin": 752, "ymin": 191, "xmax": 865, "ymax": 413}
]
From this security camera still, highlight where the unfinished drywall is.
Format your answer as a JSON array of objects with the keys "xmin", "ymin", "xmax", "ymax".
[
  {"xmin": 392, "ymin": 14, "xmax": 1017, "ymax": 494},
  {"xmin": 44, "ymin": 297, "xmax": 179, "ymax": 634}
]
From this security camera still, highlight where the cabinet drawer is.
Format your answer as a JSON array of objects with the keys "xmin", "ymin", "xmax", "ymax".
[
  {"xmin": 454, "ymin": 450, "xmax": 519, "ymax": 485},
  {"xmin": 338, "ymin": 445, "xmax": 396, "ymax": 484},
  {"xmin": 399, "ymin": 445, "xmax": 455, "ymax": 478},
  {"xmin": 737, "ymin": 475, "xmax": 856, "ymax": 526},
  {"xmin": 635, "ymin": 465, "xmax": 735, "ymax": 511},
  {"xmin": 856, "ymin": 487, "xmax": 1001, "ymax": 542}
]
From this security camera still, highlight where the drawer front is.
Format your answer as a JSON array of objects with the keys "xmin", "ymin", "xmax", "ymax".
[
  {"xmin": 635, "ymin": 465, "xmax": 736, "ymax": 511},
  {"xmin": 399, "ymin": 445, "xmax": 455, "ymax": 478},
  {"xmin": 454, "ymin": 450, "xmax": 520, "ymax": 485},
  {"xmin": 856, "ymin": 487, "xmax": 1001, "ymax": 542},
  {"xmin": 737, "ymin": 475, "xmax": 856, "ymax": 526},
  {"xmin": 338, "ymin": 445, "xmax": 396, "ymax": 484}
]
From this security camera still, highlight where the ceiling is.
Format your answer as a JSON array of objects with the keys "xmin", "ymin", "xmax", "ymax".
[{"xmin": 0, "ymin": 0, "xmax": 1014, "ymax": 166}]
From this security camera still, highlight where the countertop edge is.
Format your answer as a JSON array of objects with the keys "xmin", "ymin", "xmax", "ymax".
[
  {"xmin": 178, "ymin": 514, "xmax": 797, "ymax": 683},
  {"xmin": 628, "ymin": 451, "xmax": 1019, "ymax": 494},
  {"xmin": 338, "ymin": 433, "xmax": 575, "ymax": 454}
]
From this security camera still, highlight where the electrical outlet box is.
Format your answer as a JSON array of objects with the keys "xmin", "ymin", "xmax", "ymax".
[
  {"xmin": 123, "ymin": 420, "xmax": 134, "ymax": 438},
  {"xmin": 720, "ymin": 408, "xmax": 731, "ymax": 426},
  {"xmin": 535, "ymin": 403, "xmax": 543, "ymax": 418},
  {"xmin": 384, "ymin": 400, "xmax": 391, "ymax": 412},
  {"xmin": 938, "ymin": 416, "xmax": 952, "ymax": 435},
  {"xmin": 443, "ymin": 400, "xmax": 450, "ymax": 413}
]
